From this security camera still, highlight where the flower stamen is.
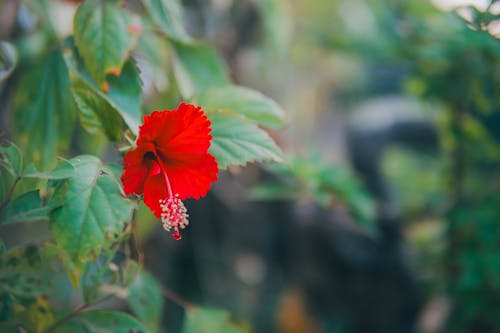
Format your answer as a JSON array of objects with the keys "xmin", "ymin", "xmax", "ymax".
[
  {"xmin": 153, "ymin": 152, "xmax": 190, "ymax": 240},
  {"xmin": 159, "ymin": 195, "xmax": 189, "ymax": 240}
]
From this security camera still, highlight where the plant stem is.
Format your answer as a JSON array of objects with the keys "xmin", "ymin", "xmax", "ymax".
[
  {"xmin": 130, "ymin": 211, "xmax": 144, "ymax": 266},
  {"xmin": 42, "ymin": 294, "xmax": 114, "ymax": 333},
  {"xmin": 161, "ymin": 286, "xmax": 192, "ymax": 311}
]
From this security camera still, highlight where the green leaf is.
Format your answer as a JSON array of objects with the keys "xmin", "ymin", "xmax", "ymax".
[
  {"xmin": 73, "ymin": 0, "xmax": 140, "ymax": 89},
  {"xmin": 49, "ymin": 155, "xmax": 135, "ymax": 264},
  {"xmin": 0, "ymin": 142, "xmax": 22, "ymax": 178},
  {"xmin": 0, "ymin": 158, "xmax": 74, "ymax": 225},
  {"xmin": 72, "ymin": 81, "xmax": 124, "ymax": 140},
  {"xmin": 208, "ymin": 112, "xmax": 284, "ymax": 169},
  {"xmin": 250, "ymin": 154, "xmax": 377, "ymax": 235},
  {"xmin": 106, "ymin": 61, "xmax": 143, "ymax": 134},
  {"xmin": 0, "ymin": 190, "xmax": 49, "ymax": 225},
  {"xmin": 136, "ymin": 22, "xmax": 170, "ymax": 69},
  {"xmin": 122, "ymin": 259, "xmax": 141, "ymax": 286},
  {"xmin": 6, "ymin": 296, "xmax": 54, "ymax": 333},
  {"xmin": 319, "ymin": 166, "xmax": 376, "ymax": 233},
  {"xmin": 14, "ymin": 50, "xmax": 75, "ymax": 170},
  {"xmin": 142, "ymin": 0, "xmax": 191, "ymax": 42},
  {"xmin": 128, "ymin": 270, "xmax": 163, "ymax": 331},
  {"xmin": 192, "ymin": 85, "xmax": 286, "ymax": 129},
  {"xmin": 0, "ymin": 246, "xmax": 51, "ymax": 298},
  {"xmin": 64, "ymin": 310, "xmax": 152, "ymax": 333},
  {"xmin": 172, "ymin": 42, "xmax": 230, "ymax": 98},
  {"xmin": 44, "ymin": 243, "xmax": 84, "ymax": 288},
  {"xmin": 0, "ymin": 142, "xmax": 22, "ymax": 205},
  {"xmin": 22, "ymin": 159, "xmax": 75, "ymax": 179},
  {"xmin": 0, "ymin": 269, "xmax": 51, "ymax": 298},
  {"xmin": 183, "ymin": 307, "xmax": 246, "ymax": 333},
  {"xmin": 64, "ymin": 43, "xmax": 142, "ymax": 135}
]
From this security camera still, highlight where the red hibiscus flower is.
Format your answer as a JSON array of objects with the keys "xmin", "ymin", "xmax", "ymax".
[{"xmin": 121, "ymin": 103, "xmax": 219, "ymax": 240}]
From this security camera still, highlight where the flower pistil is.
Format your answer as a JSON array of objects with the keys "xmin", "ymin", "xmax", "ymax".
[{"xmin": 155, "ymin": 152, "xmax": 189, "ymax": 240}]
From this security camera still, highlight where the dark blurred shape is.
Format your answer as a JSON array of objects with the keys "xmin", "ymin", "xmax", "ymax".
[{"xmin": 348, "ymin": 117, "xmax": 438, "ymax": 220}]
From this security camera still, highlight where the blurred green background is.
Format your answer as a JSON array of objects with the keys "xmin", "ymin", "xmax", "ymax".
[
  {"xmin": 171, "ymin": 1, "xmax": 500, "ymax": 332},
  {"xmin": 1, "ymin": 0, "xmax": 499, "ymax": 333}
]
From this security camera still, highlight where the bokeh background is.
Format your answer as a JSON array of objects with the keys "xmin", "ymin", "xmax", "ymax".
[
  {"xmin": 1, "ymin": 0, "xmax": 499, "ymax": 333},
  {"xmin": 142, "ymin": 1, "xmax": 500, "ymax": 332}
]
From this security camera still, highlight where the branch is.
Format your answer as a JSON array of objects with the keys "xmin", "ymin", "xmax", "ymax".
[
  {"xmin": 162, "ymin": 286, "xmax": 193, "ymax": 311},
  {"xmin": 130, "ymin": 211, "xmax": 144, "ymax": 266},
  {"xmin": 42, "ymin": 294, "xmax": 114, "ymax": 333}
]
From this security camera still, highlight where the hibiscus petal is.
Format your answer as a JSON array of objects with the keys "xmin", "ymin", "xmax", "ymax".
[
  {"xmin": 165, "ymin": 153, "xmax": 219, "ymax": 200},
  {"xmin": 143, "ymin": 173, "xmax": 168, "ymax": 217},
  {"xmin": 138, "ymin": 103, "xmax": 212, "ymax": 155},
  {"xmin": 121, "ymin": 147, "xmax": 149, "ymax": 195},
  {"xmin": 121, "ymin": 163, "xmax": 148, "ymax": 195},
  {"xmin": 121, "ymin": 143, "xmax": 158, "ymax": 195}
]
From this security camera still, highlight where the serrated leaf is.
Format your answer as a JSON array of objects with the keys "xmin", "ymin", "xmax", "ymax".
[
  {"xmin": 63, "ymin": 310, "xmax": 152, "ymax": 333},
  {"xmin": 104, "ymin": 163, "xmax": 127, "ymax": 181},
  {"xmin": 183, "ymin": 307, "xmax": 246, "ymax": 333},
  {"xmin": 0, "ymin": 190, "xmax": 49, "ymax": 225},
  {"xmin": 73, "ymin": 82, "xmax": 124, "ymax": 140},
  {"xmin": 128, "ymin": 270, "xmax": 163, "ymax": 331},
  {"xmin": 14, "ymin": 50, "xmax": 75, "ymax": 170},
  {"xmin": 142, "ymin": 0, "xmax": 191, "ymax": 42},
  {"xmin": 73, "ymin": 0, "xmax": 140, "ymax": 89},
  {"xmin": 208, "ymin": 112, "xmax": 283, "ymax": 169},
  {"xmin": 192, "ymin": 85, "xmax": 286, "ymax": 129},
  {"xmin": 172, "ymin": 42, "xmax": 230, "ymax": 98},
  {"xmin": 106, "ymin": 61, "xmax": 143, "ymax": 134},
  {"xmin": 23, "ymin": 159, "xmax": 74, "ymax": 179},
  {"xmin": 49, "ymin": 155, "xmax": 135, "ymax": 264},
  {"xmin": 64, "ymin": 42, "xmax": 142, "ymax": 135}
]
